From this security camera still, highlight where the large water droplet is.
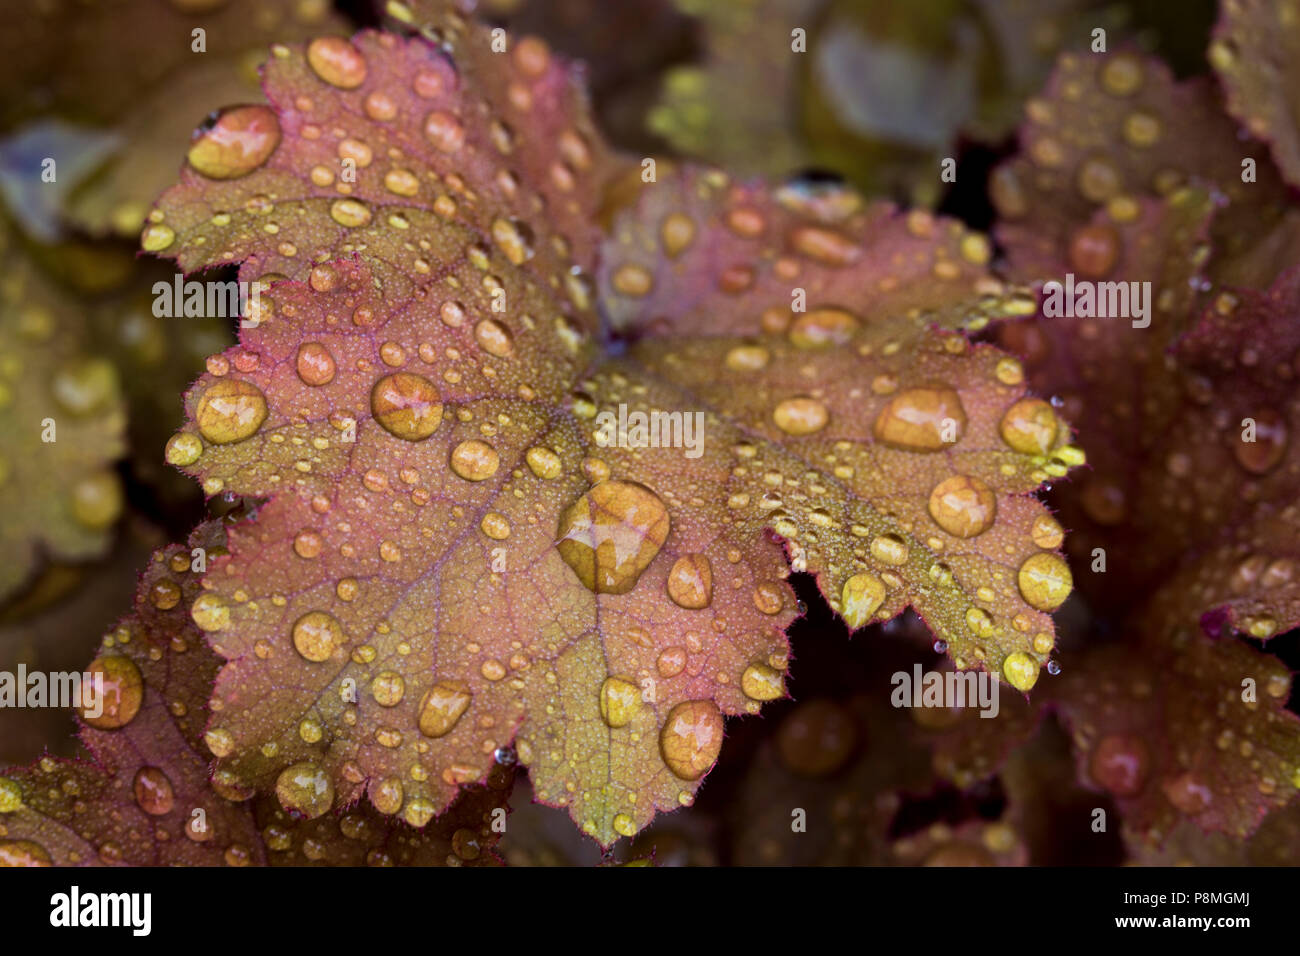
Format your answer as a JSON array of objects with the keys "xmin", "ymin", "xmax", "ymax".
[
  {"xmin": 81, "ymin": 655, "xmax": 143, "ymax": 729},
  {"xmin": 292, "ymin": 611, "xmax": 342, "ymax": 662},
  {"xmin": 999, "ymin": 398, "xmax": 1058, "ymax": 455},
  {"xmin": 666, "ymin": 553, "xmax": 712, "ymax": 609},
  {"xmin": 371, "ymin": 373, "xmax": 443, "ymax": 441},
  {"xmin": 195, "ymin": 379, "xmax": 268, "ymax": 444},
  {"xmin": 275, "ymin": 762, "xmax": 334, "ymax": 819},
  {"xmin": 556, "ymin": 481, "xmax": 671, "ymax": 594},
  {"xmin": 188, "ymin": 105, "xmax": 281, "ymax": 179},
  {"xmin": 1089, "ymin": 734, "xmax": 1149, "ymax": 796},
  {"xmin": 776, "ymin": 700, "xmax": 855, "ymax": 776},
  {"xmin": 873, "ymin": 388, "xmax": 966, "ymax": 450},
  {"xmin": 1017, "ymin": 553, "xmax": 1072, "ymax": 611},
  {"xmin": 841, "ymin": 572, "xmax": 886, "ymax": 629},
  {"xmin": 0, "ymin": 840, "xmax": 52, "ymax": 866},
  {"xmin": 928, "ymin": 475, "xmax": 996, "ymax": 538},
  {"xmin": 449, "ymin": 439, "xmax": 500, "ymax": 481},
  {"xmin": 417, "ymin": 680, "xmax": 472, "ymax": 737},
  {"xmin": 295, "ymin": 342, "xmax": 336, "ymax": 386},
  {"xmin": 307, "ymin": 37, "xmax": 368, "ymax": 89},
  {"xmin": 773, "ymin": 396, "xmax": 829, "ymax": 435},
  {"xmin": 1235, "ymin": 408, "xmax": 1287, "ymax": 474},
  {"xmin": 599, "ymin": 677, "xmax": 640, "ymax": 728},
  {"xmin": 659, "ymin": 700, "xmax": 723, "ymax": 781},
  {"xmin": 1001, "ymin": 652, "xmax": 1040, "ymax": 692},
  {"xmin": 788, "ymin": 308, "xmax": 858, "ymax": 349},
  {"xmin": 133, "ymin": 767, "xmax": 176, "ymax": 815},
  {"xmin": 741, "ymin": 663, "xmax": 784, "ymax": 701}
]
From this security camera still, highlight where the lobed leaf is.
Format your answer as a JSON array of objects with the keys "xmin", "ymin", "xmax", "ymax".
[
  {"xmin": 0, "ymin": 223, "xmax": 127, "ymax": 600},
  {"xmin": 1210, "ymin": 0, "xmax": 1300, "ymax": 189},
  {"xmin": 0, "ymin": 525, "xmax": 511, "ymax": 867},
  {"xmin": 992, "ymin": 49, "xmax": 1293, "ymax": 289},
  {"xmin": 1052, "ymin": 630, "xmax": 1300, "ymax": 844},
  {"xmin": 146, "ymin": 29, "xmax": 1078, "ymax": 846}
]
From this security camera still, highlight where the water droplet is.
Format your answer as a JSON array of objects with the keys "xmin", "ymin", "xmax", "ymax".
[
  {"xmin": 0, "ymin": 840, "xmax": 52, "ymax": 866},
  {"xmin": 661, "ymin": 212, "xmax": 696, "ymax": 258},
  {"xmin": 1076, "ymin": 155, "xmax": 1121, "ymax": 203},
  {"xmin": 292, "ymin": 611, "xmax": 343, "ymax": 662},
  {"xmin": 371, "ymin": 373, "xmax": 443, "ymax": 441},
  {"xmin": 1017, "ymin": 553, "xmax": 1072, "ymax": 611},
  {"xmin": 1162, "ymin": 772, "xmax": 1212, "ymax": 815},
  {"xmin": 870, "ymin": 534, "xmax": 909, "ymax": 566},
  {"xmin": 307, "ymin": 37, "xmax": 368, "ymax": 89},
  {"xmin": 659, "ymin": 700, "xmax": 724, "ymax": 780},
  {"xmin": 773, "ymin": 396, "xmax": 829, "ymax": 435},
  {"xmin": 873, "ymin": 388, "xmax": 966, "ymax": 450},
  {"xmin": 0, "ymin": 779, "xmax": 22, "ymax": 813},
  {"xmin": 1068, "ymin": 223, "xmax": 1121, "ymax": 278},
  {"xmin": 474, "ymin": 318, "xmax": 514, "ymax": 358},
  {"xmin": 329, "ymin": 198, "xmax": 372, "ymax": 228},
  {"xmin": 788, "ymin": 308, "xmax": 857, "ymax": 349},
  {"xmin": 424, "ymin": 110, "xmax": 465, "ymax": 152},
  {"xmin": 165, "ymin": 432, "xmax": 203, "ymax": 467},
  {"xmin": 450, "ymin": 439, "xmax": 500, "ymax": 481},
  {"xmin": 841, "ymin": 572, "xmax": 886, "ymax": 629},
  {"xmin": 525, "ymin": 446, "xmax": 563, "ymax": 479},
  {"xmin": 657, "ymin": 646, "xmax": 687, "ymax": 678},
  {"xmin": 789, "ymin": 226, "xmax": 860, "ymax": 266},
  {"xmin": 557, "ymin": 481, "xmax": 671, "ymax": 594},
  {"xmin": 599, "ymin": 677, "xmax": 640, "ymax": 728},
  {"xmin": 1236, "ymin": 409, "xmax": 1287, "ymax": 474},
  {"xmin": 417, "ymin": 681, "xmax": 472, "ymax": 737},
  {"xmin": 191, "ymin": 592, "xmax": 229, "ymax": 631},
  {"xmin": 666, "ymin": 553, "xmax": 712, "ymax": 609},
  {"xmin": 741, "ymin": 663, "xmax": 784, "ymax": 701},
  {"xmin": 933, "ymin": 639, "xmax": 948, "ymax": 654},
  {"xmin": 928, "ymin": 475, "xmax": 996, "ymax": 538},
  {"xmin": 188, "ymin": 105, "xmax": 281, "ymax": 179},
  {"xmin": 81, "ymin": 655, "xmax": 143, "ymax": 729},
  {"xmin": 724, "ymin": 344, "xmax": 770, "ymax": 372},
  {"xmin": 1001, "ymin": 652, "xmax": 1039, "ymax": 692},
  {"xmin": 52, "ymin": 358, "xmax": 117, "ymax": 416},
  {"xmin": 371, "ymin": 671, "xmax": 405, "ymax": 707},
  {"xmin": 276, "ymin": 762, "xmax": 334, "ymax": 819},
  {"xmin": 133, "ymin": 767, "xmax": 175, "ymax": 815},
  {"xmin": 776, "ymin": 700, "xmax": 855, "ymax": 776},
  {"xmin": 295, "ymin": 342, "xmax": 336, "ymax": 386},
  {"xmin": 141, "ymin": 223, "xmax": 175, "ymax": 252},
  {"xmin": 195, "ymin": 379, "xmax": 268, "ymax": 444},
  {"xmin": 491, "ymin": 217, "xmax": 535, "ymax": 265},
  {"xmin": 1100, "ymin": 54, "xmax": 1143, "ymax": 97},
  {"xmin": 999, "ymin": 398, "xmax": 1058, "ymax": 455},
  {"xmin": 1080, "ymin": 477, "xmax": 1127, "ymax": 525},
  {"xmin": 149, "ymin": 579, "xmax": 181, "ymax": 610},
  {"xmin": 72, "ymin": 472, "xmax": 123, "ymax": 531},
  {"xmin": 404, "ymin": 797, "xmax": 436, "ymax": 827}
]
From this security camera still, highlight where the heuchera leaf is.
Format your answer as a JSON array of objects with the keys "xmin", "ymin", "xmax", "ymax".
[
  {"xmin": 992, "ymin": 47, "xmax": 1300, "ymax": 847},
  {"xmin": 1051, "ymin": 631, "xmax": 1300, "ymax": 845},
  {"xmin": 1001, "ymin": 189, "xmax": 1300, "ymax": 642},
  {"xmin": 0, "ymin": 525, "xmax": 513, "ymax": 867},
  {"xmin": 0, "ymin": 0, "xmax": 349, "ymax": 238},
  {"xmin": 145, "ymin": 28, "xmax": 1077, "ymax": 845},
  {"xmin": 1210, "ymin": 0, "xmax": 1300, "ymax": 190},
  {"xmin": 0, "ymin": 222, "xmax": 127, "ymax": 600},
  {"xmin": 991, "ymin": 50, "xmax": 1294, "ymax": 289}
]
